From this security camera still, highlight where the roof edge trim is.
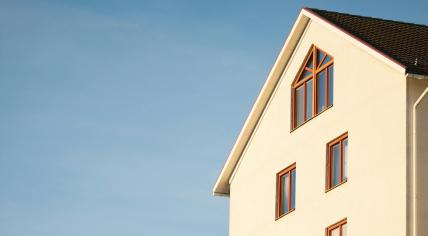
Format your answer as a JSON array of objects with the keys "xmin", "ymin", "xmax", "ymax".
[{"xmin": 212, "ymin": 9, "xmax": 310, "ymax": 196}]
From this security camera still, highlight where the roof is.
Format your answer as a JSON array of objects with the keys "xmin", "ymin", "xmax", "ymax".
[
  {"xmin": 306, "ymin": 8, "xmax": 428, "ymax": 76},
  {"xmin": 213, "ymin": 8, "xmax": 428, "ymax": 196}
]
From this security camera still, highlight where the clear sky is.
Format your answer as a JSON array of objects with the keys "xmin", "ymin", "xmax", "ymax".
[{"xmin": 0, "ymin": 0, "xmax": 427, "ymax": 235}]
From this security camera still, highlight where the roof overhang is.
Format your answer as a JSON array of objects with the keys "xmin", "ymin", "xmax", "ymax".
[{"xmin": 212, "ymin": 8, "xmax": 407, "ymax": 196}]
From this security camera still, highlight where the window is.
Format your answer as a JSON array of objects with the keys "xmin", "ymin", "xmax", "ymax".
[
  {"xmin": 292, "ymin": 46, "xmax": 334, "ymax": 129},
  {"xmin": 276, "ymin": 163, "xmax": 296, "ymax": 219},
  {"xmin": 326, "ymin": 132, "xmax": 348, "ymax": 191},
  {"xmin": 326, "ymin": 218, "xmax": 347, "ymax": 236}
]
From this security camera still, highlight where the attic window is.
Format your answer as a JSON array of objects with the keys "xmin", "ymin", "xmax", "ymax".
[{"xmin": 292, "ymin": 46, "xmax": 334, "ymax": 130}]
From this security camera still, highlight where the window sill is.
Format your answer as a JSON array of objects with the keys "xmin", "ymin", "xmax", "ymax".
[
  {"xmin": 275, "ymin": 208, "xmax": 295, "ymax": 221},
  {"xmin": 325, "ymin": 179, "xmax": 347, "ymax": 193}
]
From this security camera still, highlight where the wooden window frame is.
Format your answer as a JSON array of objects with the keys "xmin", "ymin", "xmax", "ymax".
[
  {"xmin": 275, "ymin": 163, "xmax": 296, "ymax": 220},
  {"xmin": 326, "ymin": 218, "xmax": 347, "ymax": 236},
  {"xmin": 326, "ymin": 132, "xmax": 348, "ymax": 192},
  {"xmin": 291, "ymin": 45, "xmax": 334, "ymax": 131}
]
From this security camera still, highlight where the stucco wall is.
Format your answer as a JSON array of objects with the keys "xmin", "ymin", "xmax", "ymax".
[{"xmin": 229, "ymin": 20, "xmax": 407, "ymax": 236}]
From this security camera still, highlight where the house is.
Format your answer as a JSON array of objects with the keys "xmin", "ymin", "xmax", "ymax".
[{"xmin": 213, "ymin": 8, "xmax": 428, "ymax": 236}]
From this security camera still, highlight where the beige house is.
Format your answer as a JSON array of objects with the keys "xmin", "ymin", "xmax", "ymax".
[{"xmin": 213, "ymin": 8, "xmax": 428, "ymax": 236}]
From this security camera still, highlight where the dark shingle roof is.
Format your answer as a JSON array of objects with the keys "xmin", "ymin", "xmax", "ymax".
[{"xmin": 305, "ymin": 8, "xmax": 428, "ymax": 75}]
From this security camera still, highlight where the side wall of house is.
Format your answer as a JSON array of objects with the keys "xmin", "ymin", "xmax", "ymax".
[
  {"xmin": 408, "ymin": 78, "xmax": 428, "ymax": 236},
  {"xmin": 228, "ymin": 20, "xmax": 407, "ymax": 236}
]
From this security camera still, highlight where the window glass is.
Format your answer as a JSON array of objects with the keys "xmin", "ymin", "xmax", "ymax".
[
  {"xmin": 343, "ymin": 138, "xmax": 348, "ymax": 180},
  {"xmin": 307, "ymin": 55, "xmax": 313, "ymax": 69},
  {"xmin": 317, "ymin": 50, "xmax": 325, "ymax": 67},
  {"xmin": 321, "ymin": 55, "xmax": 332, "ymax": 67},
  {"xmin": 291, "ymin": 169, "xmax": 296, "ymax": 209},
  {"xmin": 295, "ymin": 86, "xmax": 305, "ymax": 126},
  {"xmin": 327, "ymin": 220, "xmax": 347, "ymax": 236},
  {"xmin": 281, "ymin": 173, "xmax": 289, "ymax": 214},
  {"xmin": 317, "ymin": 71, "xmax": 326, "ymax": 112},
  {"xmin": 328, "ymin": 65, "xmax": 334, "ymax": 106},
  {"xmin": 302, "ymin": 69, "xmax": 312, "ymax": 78},
  {"xmin": 342, "ymin": 224, "xmax": 347, "ymax": 236},
  {"xmin": 332, "ymin": 144, "xmax": 341, "ymax": 187},
  {"xmin": 330, "ymin": 228, "xmax": 340, "ymax": 236},
  {"xmin": 306, "ymin": 80, "xmax": 313, "ymax": 119}
]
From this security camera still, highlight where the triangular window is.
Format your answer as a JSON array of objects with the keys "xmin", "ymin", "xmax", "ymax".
[{"xmin": 292, "ymin": 46, "xmax": 334, "ymax": 129}]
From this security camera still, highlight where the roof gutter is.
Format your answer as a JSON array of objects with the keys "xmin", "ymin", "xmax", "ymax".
[
  {"xmin": 411, "ymin": 86, "xmax": 428, "ymax": 236},
  {"xmin": 407, "ymin": 73, "xmax": 428, "ymax": 80}
]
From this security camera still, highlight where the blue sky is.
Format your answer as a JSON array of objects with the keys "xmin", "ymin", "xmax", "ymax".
[{"xmin": 0, "ymin": 0, "xmax": 427, "ymax": 235}]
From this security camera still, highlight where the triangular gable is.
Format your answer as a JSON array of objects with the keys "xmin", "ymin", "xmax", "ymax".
[{"xmin": 213, "ymin": 8, "xmax": 408, "ymax": 196}]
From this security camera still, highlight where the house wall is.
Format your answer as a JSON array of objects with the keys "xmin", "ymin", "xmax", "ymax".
[
  {"xmin": 408, "ymin": 78, "xmax": 428, "ymax": 236},
  {"xmin": 229, "ymin": 20, "xmax": 407, "ymax": 236}
]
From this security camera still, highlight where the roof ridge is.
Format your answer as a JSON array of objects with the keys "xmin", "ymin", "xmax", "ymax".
[{"xmin": 304, "ymin": 7, "xmax": 428, "ymax": 28}]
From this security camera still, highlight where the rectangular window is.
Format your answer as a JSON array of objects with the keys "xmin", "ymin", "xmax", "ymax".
[
  {"xmin": 276, "ymin": 163, "xmax": 296, "ymax": 219},
  {"xmin": 327, "ymin": 218, "xmax": 347, "ymax": 236},
  {"xmin": 326, "ymin": 132, "xmax": 348, "ymax": 191}
]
